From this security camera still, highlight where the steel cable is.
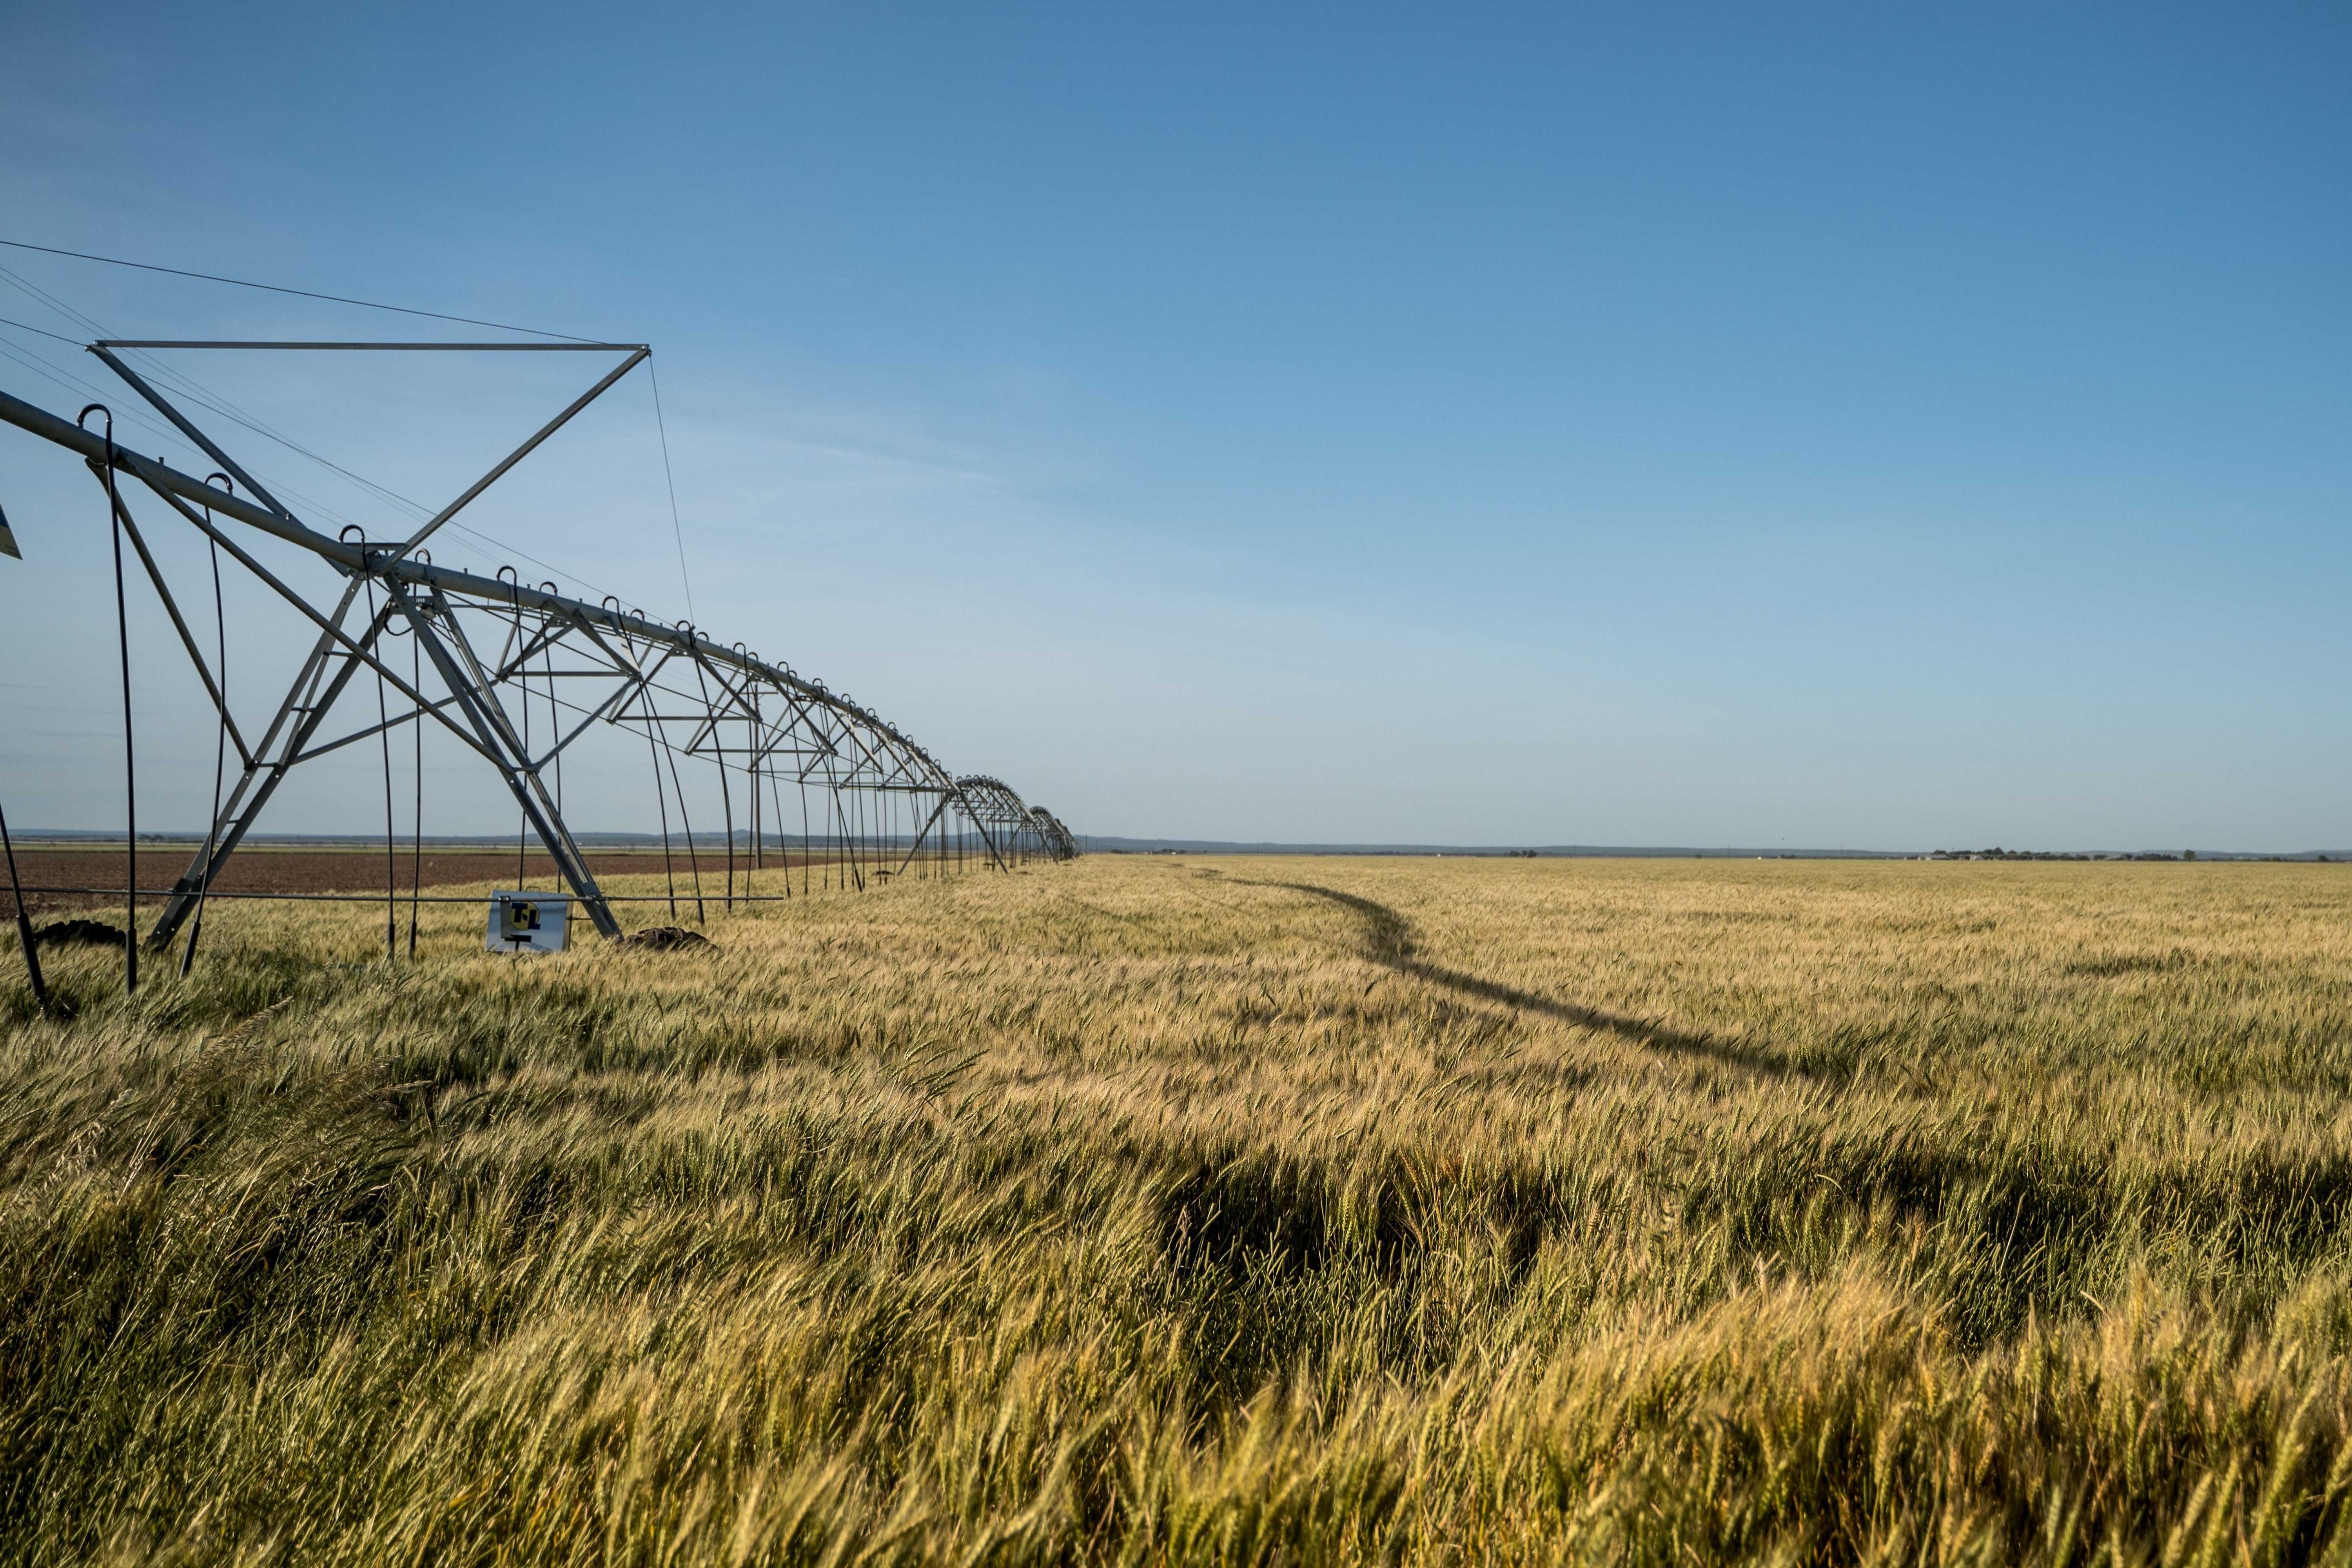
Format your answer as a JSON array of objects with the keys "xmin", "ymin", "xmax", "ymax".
[
  {"xmin": 359, "ymin": 564, "xmax": 396, "ymax": 962},
  {"xmin": 406, "ymin": 555, "xmax": 431, "ymax": 957},
  {"xmin": 0, "ymin": 238, "xmax": 597, "ymax": 342},
  {"xmin": 502, "ymin": 569, "xmax": 528, "ymax": 890},
  {"xmin": 81, "ymin": 404, "xmax": 136, "ymax": 993},
  {"xmin": 645, "ymin": 689, "xmax": 679, "ymax": 918},
  {"xmin": 660, "ymin": 716, "xmax": 708, "ymax": 925},
  {"xmin": 1, "ymin": 796, "xmax": 53, "ymax": 1017},
  {"xmin": 410, "ymin": 608, "xmax": 423, "ymax": 957},
  {"xmin": 686, "ymin": 650, "xmax": 735, "ymax": 911},
  {"xmin": 181, "ymin": 474, "xmax": 234, "ymax": 977}
]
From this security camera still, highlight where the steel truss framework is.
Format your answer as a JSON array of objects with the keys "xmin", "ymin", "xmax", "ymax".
[
  {"xmin": 0, "ymin": 340, "xmax": 1076, "ymax": 954},
  {"xmin": 957, "ymin": 777, "xmax": 1076, "ymax": 864}
]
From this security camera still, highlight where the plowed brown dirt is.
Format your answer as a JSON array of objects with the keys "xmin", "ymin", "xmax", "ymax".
[{"xmin": 3, "ymin": 848, "xmax": 723, "ymax": 918}]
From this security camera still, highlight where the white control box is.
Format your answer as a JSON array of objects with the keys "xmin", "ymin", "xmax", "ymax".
[{"xmin": 486, "ymin": 892, "xmax": 569, "ymax": 954}]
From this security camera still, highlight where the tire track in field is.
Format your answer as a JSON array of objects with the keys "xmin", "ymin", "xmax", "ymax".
[{"xmin": 1241, "ymin": 877, "xmax": 1809, "ymax": 1079}]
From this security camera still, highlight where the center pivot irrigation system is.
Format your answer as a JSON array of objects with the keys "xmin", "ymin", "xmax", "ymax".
[{"xmin": 0, "ymin": 336, "xmax": 1077, "ymax": 984}]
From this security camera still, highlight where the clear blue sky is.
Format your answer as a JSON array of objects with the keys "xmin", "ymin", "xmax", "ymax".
[{"xmin": 3, "ymin": 2, "xmax": 2348, "ymax": 849}]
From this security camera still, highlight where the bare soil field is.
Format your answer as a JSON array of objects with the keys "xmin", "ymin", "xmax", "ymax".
[{"xmin": 3, "ymin": 847, "xmax": 795, "ymax": 918}]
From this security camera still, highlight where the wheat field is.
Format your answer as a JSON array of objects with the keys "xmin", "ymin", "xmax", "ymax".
[{"xmin": 7, "ymin": 853, "xmax": 2352, "ymax": 1565}]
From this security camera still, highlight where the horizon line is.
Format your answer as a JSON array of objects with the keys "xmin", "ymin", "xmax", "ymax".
[{"xmin": 9, "ymin": 829, "xmax": 2348, "ymax": 862}]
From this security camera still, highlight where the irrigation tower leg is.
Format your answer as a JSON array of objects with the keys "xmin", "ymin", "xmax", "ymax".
[
  {"xmin": 402, "ymin": 593, "xmax": 622, "ymax": 939},
  {"xmin": 144, "ymin": 581, "xmax": 383, "ymax": 951}
]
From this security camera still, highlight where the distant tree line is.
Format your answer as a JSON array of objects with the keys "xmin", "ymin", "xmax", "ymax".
[{"xmin": 1929, "ymin": 848, "xmax": 2334, "ymax": 863}]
